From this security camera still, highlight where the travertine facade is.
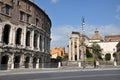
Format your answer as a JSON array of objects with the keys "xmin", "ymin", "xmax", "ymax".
[
  {"xmin": 68, "ymin": 32, "xmax": 88, "ymax": 61},
  {"xmin": 0, "ymin": 0, "xmax": 51, "ymax": 70}
]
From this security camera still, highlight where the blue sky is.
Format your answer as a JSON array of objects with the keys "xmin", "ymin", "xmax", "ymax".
[{"xmin": 35, "ymin": 0, "xmax": 120, "ymax": 50}]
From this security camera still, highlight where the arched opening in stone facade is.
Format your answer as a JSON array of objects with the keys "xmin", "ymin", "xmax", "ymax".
[
  {"xmin": 34, "ymin": 33, "xmax": 38, "ymax": 48},
  {"xmin": 15, "ymin": 28, "xmax": 22, "ymax": 45},
  {"xmin": 39, "ymin": 58, "xmax": 42, "ymax": 68},
  {"xmin": 26, "ymin": 31, "xmax": 30, "ymax": 46},
  {"xmin": 1, "ymin": 55, "xmax": 9, "ymax": 70},
  {"xmin": 3, "ymin": 24, "xmax": 11, "ymax": 44},
  {"xmin": 24, "ymin": 56, "xmax": 30, "ymax": 68},
  {"xmin": 40, "ymin": 35, "xmax": 42, "ymax": 51},
  {"xmin": 33, "ymin": 57, "xmax": 37, "ymax": 68},
  {"xmin": 14, "ymin": 56, "xmax": 21, "ymax": 68}
]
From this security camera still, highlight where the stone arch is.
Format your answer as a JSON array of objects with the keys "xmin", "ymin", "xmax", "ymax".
[
  {"xmin": 26, "ymin": 31, "xmax": 30, "ymax": 46},
  {"xmin": 15, "ymin": 28, "xmax": 22, "ymax": 45},
  {"xmin": 3, "ymin": 24, "xmax": 11, "ymax": 44},
  {"xmin": 14, "ymin": 55, "xmax": 21, "ymax": 68},
  {"xmin": 39, "ymin": 57, "xmax": 42, "ymax": 68},
  {"xmin": 24, "ymin": 56, "xmax": 30, "ymax": 68},
  {"xmin": 39, "ymin": 35, "xmax": 42, "ymax": 51},
  {"xmin": 33, "ymin": 57, "xmax": 37, "ymax": 68},
  {"xmin": 34, "ymin": 33, "xmax": 38, "ymax": 48},
  {"xmin": 1, "ymin": 55, "xmax": 9, "ymax": 70}
]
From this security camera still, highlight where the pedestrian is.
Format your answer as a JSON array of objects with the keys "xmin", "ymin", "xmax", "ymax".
[{"xmin": 94, "ymin": 60, "xmax": 96, "ymax": 68}]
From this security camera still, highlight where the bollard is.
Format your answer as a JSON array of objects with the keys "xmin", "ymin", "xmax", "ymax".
[
  {"xmin": 78, "ymin": 62, "xmax": 81, "ymax": 68},
  {"xmin": 58, "ymin": 62, "xmax": 61, "ymax": 68},
  {"xmin": 114, "ymin": 61, "xmax": 117, "ymax": 66}
]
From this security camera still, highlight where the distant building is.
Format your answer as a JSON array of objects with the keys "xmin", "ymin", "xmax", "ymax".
[
  {"xmin": 51, "ymin": 48, "xmax": 65, "ymax": 59},
  {"xmin": 88, "ymin": 29, "xmax": 119, "ymax": 61},
  {"xmin": 116, "ymin": 41, "xmax": 120, "ymax": 62},
  {"xmin": 68, "ymin": 29, "xmax": 120, "ymax": 62},
  {"xmin": 68, "ymin": 31, "xmax": 89, "ymax": 61},
  {"xmin": 105, "ymin": 35, "xmax": 120, "ymax": 42}
]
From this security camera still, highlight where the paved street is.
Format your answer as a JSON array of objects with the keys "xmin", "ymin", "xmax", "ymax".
[{"xmin": 0, "ymin": 68, "xmax": 120, "ymax": 80}]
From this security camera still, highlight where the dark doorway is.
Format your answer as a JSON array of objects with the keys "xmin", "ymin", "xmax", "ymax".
[
  {"xmin": 3, "ymin": 25, "xmax": 11, "ymax": 44},
  {"xmin": 34, "ymin": 33, "xmax": 38, "ymax": 48},
  {"xmin": 1, "ymin": 55, "xmax": 9, "ymax": 70},
  {"xmin": 33, "ymin": 57, "xmax": 37, "ymax": 68},
  {"xmin": 14, "ymin": 56, "xmax": 20, "ymax": 68},
  {"xmin": 16, "ymin": 28, "xmax": 22, "ymax": 45},
  {"xmin": 25, "ymin": 57, "xmax": 30, "ymax": 68},
  {"xmin": 26, "ymin": 31, "xmax": 30, "ymax": 46}
]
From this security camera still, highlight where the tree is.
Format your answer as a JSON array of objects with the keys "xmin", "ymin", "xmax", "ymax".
[
  {"xmin": 86, "ymin": 48, "xmax": 93, "ymax": 58},
  {"xmin": 91, "ymin": 42, "xmax": 102, "ymax": 60},
  {"xmin": 56, "ymin": 56, "xmax": 63, "ymax": 62},
  {"xmin": 105, "ymin": 53, "xmax": 111, "ymax": 61},
  {"xmin": 63, "ymin": 53, "xmax": 68, "ymax": 61}
]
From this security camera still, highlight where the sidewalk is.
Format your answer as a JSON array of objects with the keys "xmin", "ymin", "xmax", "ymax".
[{"xmin": 0, "ymin": 66, "xmax": 120, "ymax": 76}]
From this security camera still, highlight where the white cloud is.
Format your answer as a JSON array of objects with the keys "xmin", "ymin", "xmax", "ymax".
[
  {"xmin": 115, "ymin": 5, "xmax": 120, "ymax": 20},
  {"xmin": 116, "ymin": 5, "xmax": 120, "ymax": 12},
  {"xmin": 50, "ymin": 0, "xmax": 59, "ymax": 4},
  {"xmin": 115, "ymin": 14, "xmax": 120, "ymax": 20},
  {"xmin": 51, "ymin": 24, "xmax": 120, "ymax": 51},
  {"xmin": 51, "ymin": 25, "xmax": 79, "ymax": 49}
]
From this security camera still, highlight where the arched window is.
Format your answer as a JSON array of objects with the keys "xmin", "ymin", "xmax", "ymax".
[
  {"xmin": 15, "ymin": 28, "xmax": 22, "ymax": 45},
  {"xmin": 34, "ymin": 33, "xmax": 38, "ymax": 48},
  {"xmin": 3, "ymin": 24, "xmax": 11, "ymax": 44},
  {"xmin": 26, "ymin": 31, "xmax": 30, "ymax": 46},
  {"xmin": 39, "ymin": 35, "xmax": 42, "ymax": 51}
]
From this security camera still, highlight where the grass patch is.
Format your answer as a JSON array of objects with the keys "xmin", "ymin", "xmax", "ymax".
[{"xmin": 86, "ymin": 58, "xmax": 94, "ymax": 62}]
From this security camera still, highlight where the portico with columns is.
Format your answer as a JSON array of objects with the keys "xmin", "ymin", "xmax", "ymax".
[{"xmin": 68, "ymin": 32, "xmax": 86, "ymax": 62}]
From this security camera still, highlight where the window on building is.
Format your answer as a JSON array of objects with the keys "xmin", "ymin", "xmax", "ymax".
[
  {"xmin": 34, "ymin": 33, "xmax": 38, "ymax": 48},
  {"xmin": 26, "ymin": 31, "xmax": 30, "ymax": 46},
  {"xmin": 17, "ymin": 1, "xmax": 21, "ymax": 6},
  {"xmin": 20, "ymin": 11, "xmax": 25, "ymax": 21},
  {"xmin": 35, "ymin": 18, "xmax": 39, "ymax": 26},
  {"xmin": 3, "ymin": 24, "xmax": 11, "ymax": 44},
  {"xmin": 5, "ymin": 5, "xmax": 10, "ymax": 15},
  {"xmin": 26, "ymin": 14, "xmax": 31, "ymax": 23},
  {"xmin": 28, "ymin": 5, "xmax": 31, "ymax": 11},
  {"xmin": 40, "ymin": 35, "xmax": 42, "ymax": 51},
  {"xmin": 15, "ymin": 28, "xmax": 22, "ymax": 45}
]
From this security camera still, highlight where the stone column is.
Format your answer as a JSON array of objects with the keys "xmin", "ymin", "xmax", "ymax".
[
  {"xmin": 0, "ymin": 26, "xmax": 2, "ymax": 43},
  {"xmin": 68, "ymin": 39, "xmax": 72, "ymax": 61},
  {"xmin": 72, "ymin": 38, "xmax": 75, "ymax": 61},
  {"xmin": 0, "ymin": 52, "xmax": 1, "ymax": 69},
  {"xmin": 29, "ymin": 57, "xmax": 33, "ymax": 68},
  {"xmin": 12, "ymin": 27, "xmax": 16, "ymax": 47},
  {"xmin": 31, "ymin": 30, "xmax": 34, "ymax": 50},
  {"xmin": 11, "ymin": 53, "xmax": 14, "ymax": 69},
  {"xmin": 36, "ymin": 58, "xmax": 39, "ymax": 69},
  {"xmin": 22, "ymin": 27, "xmax": 26, "ymax": 48},
  {"xmin": 9, "ymin": 27, "xmax": 13, "ymax": 45},
  {"xmin": 77, "ymin": 38, "xmax": 80, "ymax": 61},
  {"xmin": 20, "ymin": 54, "xmax": 25, "ymax": 68},
  {"xmin": 42, "ymin": 36, "xmax": 45, "ymax": 52},
  {"xmin": 42, "ymin": 55, "xmax": 44, "ymax": 68}
]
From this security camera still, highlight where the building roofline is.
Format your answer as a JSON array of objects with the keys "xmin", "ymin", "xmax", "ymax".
[{"xmin": 27, "ymin": 0, "xmax": 52, "ymax": 27}]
